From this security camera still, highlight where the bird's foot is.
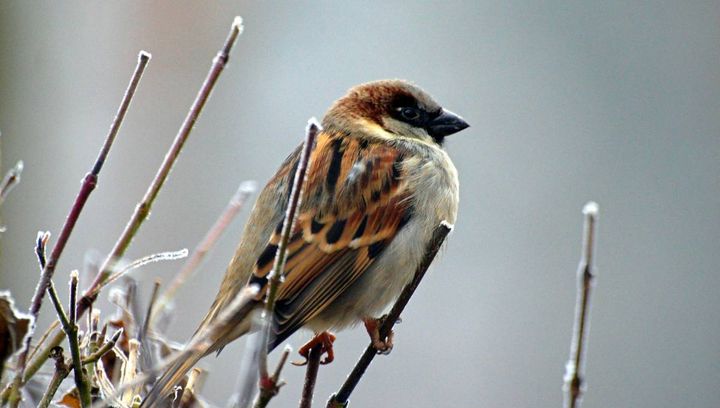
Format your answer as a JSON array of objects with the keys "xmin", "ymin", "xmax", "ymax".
[
  {"xmin": 292, "ymin": 331, "xmax": 336, "ymax": 366},
  {"xmin": 364, "ymin": 317, "xmax": 394, "ymax": 355}
]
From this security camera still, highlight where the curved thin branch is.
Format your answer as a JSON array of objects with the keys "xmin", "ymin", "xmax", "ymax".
[{"xmin": 327, "ymin": 221, "xmax": 453, "ymax": 407}]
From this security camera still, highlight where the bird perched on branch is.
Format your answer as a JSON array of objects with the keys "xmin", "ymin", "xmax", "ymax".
[{"xmin": 143, "ymin": 79, "xmax": 469, "ymax": 404}]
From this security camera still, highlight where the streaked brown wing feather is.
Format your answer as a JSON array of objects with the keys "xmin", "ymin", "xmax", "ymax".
[{"xmin": 251, "ymin": 130, "xmax": 412, "ymax": 344}]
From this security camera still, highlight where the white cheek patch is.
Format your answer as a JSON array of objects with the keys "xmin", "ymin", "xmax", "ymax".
[
  {"xmin": 357, "ymin": 118, "xmax": 435, "ymax": 147},
  {"xmin": 382, "ymin": 117, "xmax": 433, "ymax": 140}
]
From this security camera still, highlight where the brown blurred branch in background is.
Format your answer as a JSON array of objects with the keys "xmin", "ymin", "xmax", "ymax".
[
  {"xmin": 0, "ymin": 160, "xmax": 23, "ymax": 207},
  {"xmin": 326, "ymin": 221, "xmax": 453, "ymax": 408},
  {"xmin": 1, "ymin": 51, "xmax": 151, "ymax": 406},
  {"xmin": 563, "ymin": 202, "xmax": 599, "ymax": 408},
  {"xmin": 153, "ymin": 180, "xmax": 256, "ymax": 323}
]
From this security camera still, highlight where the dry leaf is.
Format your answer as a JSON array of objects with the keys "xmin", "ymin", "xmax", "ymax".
[{"xmin": 0, "ymin": 291, "xmax": 34, "ymax": 377}]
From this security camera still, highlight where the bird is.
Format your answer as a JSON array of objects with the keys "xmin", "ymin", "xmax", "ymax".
[{"xmin": 142, "ymin": 79, "xmax": 469, "ymax": 405}]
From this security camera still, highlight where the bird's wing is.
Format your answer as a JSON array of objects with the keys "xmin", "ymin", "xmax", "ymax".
[{"xmin": 250, "ymin": 131, "xmax": 414, "ymax": 347}]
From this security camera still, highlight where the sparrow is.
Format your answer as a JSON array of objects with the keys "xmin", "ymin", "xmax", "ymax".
[{"xmin": 143, "ymin": 79, "xmax": 469, "ymax": 404}]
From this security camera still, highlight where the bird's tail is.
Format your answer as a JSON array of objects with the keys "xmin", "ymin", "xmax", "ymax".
[
  {"xmin": 140, "ymin": 341, "xmax": 209, "ymax": 407},
  {"xmin": 140, "ymin": 287, "xmax": 260, "ymax": 406}
]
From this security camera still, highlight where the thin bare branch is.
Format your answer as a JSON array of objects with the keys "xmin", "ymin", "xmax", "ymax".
[
  {"xmin": 299, "ymin": 344, "xmax": 323, "ymax": 408},
  {"xmin": 102, "ymin": 249, "xmax": 188, "ymax": 290},
  {"xmin": 264, "ymin": 119, "xmax": 319, "ymax": 312},
  {"xmin": 79, "ymin": 17, "xmax": 244, "ymax": 316},
  {"xmin": 45, "ymin": 272, "xmax": 90, "ymax": 407},
  {"xmin": 244, "ymin": 119, "xmax": 317, "ymax": 408},
  {"xmin": 2, "ymin": 51, "xmax": 150, "ymax": 403},
  {"xmin": 26, "ymin": 319, "xmax": 60, "ymax": 363},
  {"xmin": 93, "ymin": 51, "xmax": 152, "ymax": 174},
  {"xmin": 83, "ymin": 328, "xmax": 123, "ymax": 366},
  {"xmin": 69, "ymin": 271, "xmax": 92, "ymax": 407},
  {"xmin": 36, "ymin": 346, "xmax": 70, "ymax": 408},
  {"xmin": 252, "ymin": 345, "xmax": 291, "ymax": 408},
  {"xmin": 327, "ymin": 221, "xmax": 453, "ymax": 407},
  {"xmin": 563, "ymin": 202, "xmax": 599, "ymax": 408}
]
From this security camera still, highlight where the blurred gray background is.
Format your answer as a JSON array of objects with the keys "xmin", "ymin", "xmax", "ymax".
[{"xmin": 1, "ymin": 1, "xmax": 719, "ymax": 407}]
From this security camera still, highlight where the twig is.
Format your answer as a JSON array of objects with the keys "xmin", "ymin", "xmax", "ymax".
[
  {"xmin": 121, "ymin": 339, "xmax": 142, "ymax": 405},
  {"xmin": 26, "ymin": 319, "xmax": 60, "ymax": 363},
  {"xmin": 327, "ymin": 221, "xmax": 453, "ymax": 407},
  {"xmin": 83, "ymin": 328, "xmax": 123, "ymax": 366},
  {"xmin": 252, "ymin": 345, "xmax": 291, "ymax": 408},
  {"xmin": 36, "ymin": 346, "xmax": 70, "ymax": 408},
  {"xmin": 5, "ymin": 231, "xmax": 50, "ymax": 407},
  {"xmin": 78, "ymin": 17, "xmax": 244, "ymax": 316},
  {"xmin": 69, "ymin": 271, "xmax": 92, "ymax": 407},
  {"xmin": 178, "ymin": 367, "xmax": 207, "ymax": 407},
  {"xmin": 112, "ymin": 286, "xmax": 260, "ymax": 408},
  {"xmin": 46, "ymin": 272, "xmax": 91, "ymax": 407},
  {"xmin": 154, "ymin": 180, "xmax": 256, "ymax": 320},
  {"xmin": 141, "ymin": 280, "xmax": 161, "ymax": 341},
  {"xmin": 251, "ymin": 119, "xmax": 318, "ymax": 407},
  {"xmin": 263, "ymin": 119, "xmax": 318, "ymax": 311},
  {"xmin": 102, "ymin": 250, "xmax": 188, "ymax": 293},
  {"xmin": 0, "ymin": 160, "xmax": 23, "ymax": 205},
  {"xmin": 2, "ymin": 51, "xmax": 150, "ymax": 403},
  {"xmin": 563, "ymin": 202, "xmax": 599, "ymax": 408},
  {"xmin": 299, "ymin": 343, "xmax": 323, "ymax": 408}
]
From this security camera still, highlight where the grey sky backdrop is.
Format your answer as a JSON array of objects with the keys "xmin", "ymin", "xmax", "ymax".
[{"xmin": 1, "ymin": 2, "xmax": 719, "ymax": 407}]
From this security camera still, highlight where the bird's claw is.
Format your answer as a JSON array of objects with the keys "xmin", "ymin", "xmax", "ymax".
[
  {"xmin": 364, "ymin": 317, "xmax": 394, "ymax": 355},
  {"xmin": 292, "ymin": 331, "xmax": 336, "ymax": 366}
]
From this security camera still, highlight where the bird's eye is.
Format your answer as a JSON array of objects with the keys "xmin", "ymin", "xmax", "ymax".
[{"xmin": 398, "ymin": 107, "xmax": 421, "ymax": 122}]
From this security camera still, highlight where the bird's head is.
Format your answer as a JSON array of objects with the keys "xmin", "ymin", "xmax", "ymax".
[{"xmin": 322, "ymin": 79, "xmax": 469, "ymax": 146}]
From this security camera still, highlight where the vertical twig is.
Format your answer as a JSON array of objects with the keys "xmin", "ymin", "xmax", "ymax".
[
  {"xmin": 68, "ymin": 271, "xmax": 92, "ymax": 407},
  {"xmin": 2, "ymin": 50, "xmax": 151, "ymax": 403},
  {"xmin": 250, "ymin": 119, "xmax": 318, "ymax": 408},
  {"xmin": 263, "ymin": 119, "xmax": 319, "ymax": 313},
  {"xmin": 36, "ymin": 347, "xmax": 69, "ymax": 408},
  {"xmin": 251, "ymin": 345, "xmax": 291, "ymax": 408},
  {"xmin": 563, "ymin": 202, "xmax": 599, "ymax": 408},
  {"xmin": 298, "ymin": 344, "xmax": 322, "ymax": 408},
  {"xmin": 78, "ymin": 17, "xmax": 244, "ymax": 316},
  {"xmin": 327, "ymin": 222, "xmax": 453, "ymax": 408}
]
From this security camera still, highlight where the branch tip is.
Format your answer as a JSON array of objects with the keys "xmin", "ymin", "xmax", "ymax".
[
  {"xmin": 582, "ymin": 201, "xmax": 599, "ymax": 217},
  {"xmin": 138, "ymin": 50, "xmax": 152, "ymax": 62},
  {"xmin": 232, "ymin": 16, "xmax": 244, "ymax": 34},
  {"xmin": 440, "ymin": 220, "xmax": 455, "ymax": 230}
]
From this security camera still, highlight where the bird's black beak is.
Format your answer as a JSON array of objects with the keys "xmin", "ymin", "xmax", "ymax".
[{"xmin": 426, "ymin": 109, "xmax": 470, "ymax": 141}]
